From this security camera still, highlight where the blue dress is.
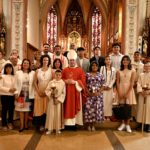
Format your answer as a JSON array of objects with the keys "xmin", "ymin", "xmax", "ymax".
[{"xmin": 84, "ymin": 72, "xmax": 105, "ymax": 123}]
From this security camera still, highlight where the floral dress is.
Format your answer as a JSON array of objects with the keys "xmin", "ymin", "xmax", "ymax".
[
  {"xmin": 84, "ymin": 72, "xmax": 105, "ymax": 123},
  {"xmin": 15, "ymin": 73, "xmax": 31, "ymax": 112}
]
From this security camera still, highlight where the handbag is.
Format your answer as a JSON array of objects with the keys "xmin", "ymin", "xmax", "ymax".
[{"xmin": 112, "ymin": 104, "xmax": 131, "ymax": 120}]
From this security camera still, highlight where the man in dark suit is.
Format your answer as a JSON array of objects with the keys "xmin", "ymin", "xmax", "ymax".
[{"xmin": 90, "ymin": 46, "xmax": 105, "ymax": 70}]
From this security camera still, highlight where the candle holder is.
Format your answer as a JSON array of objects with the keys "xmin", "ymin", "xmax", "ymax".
[
  {"xmin": 92, "ymin": 86, "xmax": 96, "ymax": 93},
  {"xmin": 142, "ymin": 83, "xmax": 150, "ymax": 91}
]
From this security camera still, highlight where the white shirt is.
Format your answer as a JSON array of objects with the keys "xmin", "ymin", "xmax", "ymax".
[
  {"xmin": 110, "ymin": 53, "xmax": 123, "ymax": 70},
  {"xmin": 0, "ymin": 74, "xmax": 17, "ymax": 95},
  {"xmin": 79, "ymin": 58, "xmax": 83, "ymax": 67}
]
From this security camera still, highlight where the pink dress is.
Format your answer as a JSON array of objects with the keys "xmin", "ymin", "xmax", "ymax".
[{"xmin": 117, "ymin": 69, "xmax": 136, "ymax": 105}]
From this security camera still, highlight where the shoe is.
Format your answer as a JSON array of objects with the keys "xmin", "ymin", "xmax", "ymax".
[
  {"xmin": 145, "ymin": 125, "xmax": 150, "ymax": 132},
  {"xmin": 136, "ymin": 123, "xmax": 142, "ymax": 130},
  {"xmin": 19, "ymin": 128, "xmax": 24, "ymax": 132},
  {"xmin": 91, "ymin": 126, "xmax": 96, "ymax": 131},
  {"xmin": 2, "ymin": 126, "xmax": 8, "ymax": 131},
  {"xmin": 24, "ymin": 127, "xmax": 29, "ymax": 130},
  {"xmin": 87, "ymin": 126, "xmax": 91, "ymax": 131},
  {"xmin": 126, "ymin": 125, "xmax": 132, "ymax": 133},
  {"xmin": 8, "ymin": 123, "xmax": 14, "ymax": 130},
  {"xmin": 39, "ymin": 126, "xmax": 45, "ymax": 131},
  {"xmin": 118, "ymin": 123, "xmax": 126, "ymax": 131},
  {"xmin": 56, "ymin": 130, "xmax": 61, "ymax": 134},
  {"xmin": 46, "ymin": 130, "xmax": 51, "ymax": 135}
]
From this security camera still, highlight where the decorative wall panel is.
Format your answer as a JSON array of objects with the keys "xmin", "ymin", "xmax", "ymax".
[
  {"xmin": 11, "ymin": 0, "xmax": 24, "ymax": 58},
  {"xmin": 125, "ymin": 0, "xmax": 138, "ymax": 56}
]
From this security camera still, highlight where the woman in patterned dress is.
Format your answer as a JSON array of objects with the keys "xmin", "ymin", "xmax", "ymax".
[
  {"xmin": 33, "ymin": 55, "xmax": 52, "ymax": 131},
  {"xmin": 84, "ymin": 61, "xmax": 105, "ymax": 131},
  {"xmin": 15, "ymin": 59, "xmax": 35, "ymax": 132}
]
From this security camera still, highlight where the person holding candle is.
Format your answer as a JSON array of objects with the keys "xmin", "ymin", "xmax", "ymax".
[
  {"xmin": 84, "ymin": 61, "xmax": 105, "ymax": 131},
  {"xmin": 136, "ymin": 62, "xmax": 150, "ymax": 132},
  {"xmin": 45, "ymin": 69, "xmax": 66, "ymax": 134}
]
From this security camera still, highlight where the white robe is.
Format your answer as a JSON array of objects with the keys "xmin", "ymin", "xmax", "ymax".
[
  {"xmin": 45, "ymin": 79, "xmax": 66, "ymax": 131},
  {"xmin": 137, "ymin": 72, "xmax": 150, "ymax": 124},
  {"xmin": 100, "ymin": 66, "xmax": 116, "ymax": 116}
]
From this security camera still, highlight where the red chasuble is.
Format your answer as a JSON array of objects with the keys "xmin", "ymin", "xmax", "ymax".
[{"xmin": 62, "ymin": 67, "xmax": 86, "ymax": 119}]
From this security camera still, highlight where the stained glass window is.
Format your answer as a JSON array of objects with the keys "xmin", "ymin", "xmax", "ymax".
[
  {"xmin": 47, "ymin": 6, "xmax": 57, "ymax": 52},
  {"xmin": 92, "ymin": 7, "xmax": 102, "ymax": 49}
]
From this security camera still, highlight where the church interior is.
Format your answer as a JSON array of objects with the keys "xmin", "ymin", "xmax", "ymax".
[{"xmin": 0, "ymin": 0, "xmax": 150, "ymax": 150}]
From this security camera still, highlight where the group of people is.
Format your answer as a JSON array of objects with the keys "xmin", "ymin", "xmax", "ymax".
[{"xmin": 0, "ymin": 42, "xmax": 150, "ymax": 135}]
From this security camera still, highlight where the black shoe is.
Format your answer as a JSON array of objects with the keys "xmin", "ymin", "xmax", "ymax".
[
  {"xmin": 19, "ymin": 128, "xmax": 24, "ymax": 132},
  {"xmin": 136, "ymin": 123, "xmax": 142, "ymax": 130},
  {"xmin": 146, "ymin": 125, "xmax": 150, "ymax": 132},
  {"xmin": 24, "ymin": 127, "xmax": 29, "ymax": 130},
  {"xmin": 144, "ymin": 124, "xmax": 148, "ymax": 132}
]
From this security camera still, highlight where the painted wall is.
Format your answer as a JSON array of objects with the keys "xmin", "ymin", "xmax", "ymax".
[{"xmin": 27, "ymin": 0, "xmax": 40, "ymax": 49}]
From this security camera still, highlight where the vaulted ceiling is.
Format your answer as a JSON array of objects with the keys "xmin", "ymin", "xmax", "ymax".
[{"xmin": 39, "ymin": 0, "xmax": 109, "ymax": 28}]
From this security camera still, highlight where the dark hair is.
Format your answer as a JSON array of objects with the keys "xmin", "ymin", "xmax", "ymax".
[
  {"xmin": 144, "ymin": 61, "xmax": 150, "ymax": 65},
  {"xmin": 55, "ymin": 69, "xmax": 62, "ymax": 73},
  {"xmin": 4, "ymin": 63, "xmax": 14, "ymax": 75},
  {"xmin": 134, "ymin": 51, "xmax": 141, "ymax": 55},
  {"xmin": 54, "ymin": 45, "xmax": 61, "ymax": 48},
  {"xmin": 120, "ymin": 55, "xmax": 132, "ymax": 70},
  {"xmin": 77, "ymin": 47, "xmax": 85, "ymax": 52},
  {"xmin": 93, "ymin": 46, "xmax": 101, "ymax": 51},
  {"xmin": 112, "ymin": 42, "xmax": 121, "ymax": 48},
  {"xmin": 53, "ymin": 58, "xmax": 62, "ymax": 70},
  {"xmin": 21, "ymin": 58, "xmax": 31, "ymax": 73},
  {"xmin": 89, "ymin": 61, "xmax": 98, "ymax": 72},
  {"xmin": 43, "ymin": 43, "xmax": 50, "ymax": 47},
  {"xmin": 40, "ymin": 54, "xmax": 51, "ymax": 67},
  {"xmin": 102, "ymin": 56, "xmax": 113, "ymax": 82}
]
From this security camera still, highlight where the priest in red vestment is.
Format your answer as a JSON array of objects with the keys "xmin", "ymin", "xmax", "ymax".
[{"xmin": 62, "ymin": 50, "xmax": 86, "ymax": 126}]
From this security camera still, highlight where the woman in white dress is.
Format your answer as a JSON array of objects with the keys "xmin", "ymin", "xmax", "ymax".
[
  {"xmin": 100, "ymin": 56, "xmax": 116, "ymax": 120},
  {"xmin": 33, "ymin": 55, "xmax": 52, "ymax": 131},
  {"xmin": 15, "ymin": 59, "xmax": 35, "ymax": 132}
]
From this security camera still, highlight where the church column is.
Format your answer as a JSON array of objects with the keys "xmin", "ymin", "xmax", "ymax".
[
  {"xmin": 123, "ymin": 0, "xmax": 138, "ymax": 57},
  {"xmin": 11, "ymin": 0, "xmax": 27, "ymax": 59},
  {"xmin": 0, "ymin": 0, "xmax": 3, "ymax": 14},
  {"xmin": 2, "ymin": 0, "xmax": 11, "ymax": 57}
]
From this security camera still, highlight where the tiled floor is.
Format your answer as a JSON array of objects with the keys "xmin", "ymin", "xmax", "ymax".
[{"xmin": 0, "ymin": 121, "xmax": 150, "ymax": 150}]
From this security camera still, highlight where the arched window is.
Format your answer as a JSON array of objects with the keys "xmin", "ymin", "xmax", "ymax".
[
  {"xmin": 47, "ymin": 6, "xmax": 57, "ymax": 52},
  {"xmin": 92, "ymin": 7, "xmax": 102, "ymax": 49}
]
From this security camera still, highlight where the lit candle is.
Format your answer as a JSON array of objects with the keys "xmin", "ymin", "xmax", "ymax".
[
  {"xmin": 92, "ymin": 86, "xmax": 96, "ymax": 93},
  {"xmin": 51, "ymin": 82, "xmax": 56, "ymax": 89}
]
